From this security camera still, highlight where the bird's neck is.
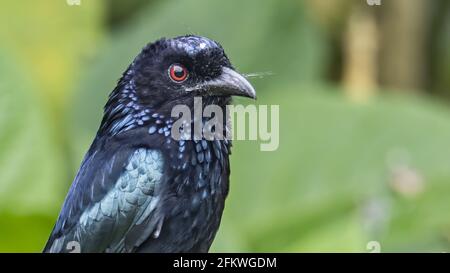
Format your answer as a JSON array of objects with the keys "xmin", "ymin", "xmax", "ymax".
[
  {"xmin": 99, "ymin": 76, "xmax": 231, "ymax": 140},
  {"xmin": 98, "ymin": 84, "xmax": 232, "ymax": 195}
]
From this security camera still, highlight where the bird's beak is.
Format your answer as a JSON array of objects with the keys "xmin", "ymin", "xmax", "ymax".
[{"xmin": 190, "ymin": 67, "xmax": 256, "ymax": 99}]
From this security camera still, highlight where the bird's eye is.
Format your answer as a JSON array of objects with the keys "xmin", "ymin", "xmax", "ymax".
[{"xmin": 168, "ymin": 64, "xmax": 188, "ymax": 83}]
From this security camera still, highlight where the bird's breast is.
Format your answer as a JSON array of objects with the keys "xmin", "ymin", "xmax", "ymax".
[{"xmin": 142, "ymin": 139, "xmax": 230, "ymax": 252}]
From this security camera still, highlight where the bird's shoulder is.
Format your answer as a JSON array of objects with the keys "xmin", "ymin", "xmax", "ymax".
[{"xmin": 45, "ymin": 130, "xmax": 168, "ymax": 252}]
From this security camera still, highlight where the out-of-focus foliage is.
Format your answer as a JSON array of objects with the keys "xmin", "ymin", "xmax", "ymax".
[
  {"xmin": 0, "ymin": 52, "xmax": 65, "ymax": 213},
  {"xmin": 0, "ymin": 0, "xmax": 104, "ymax": 251},
  {"xmin": 214, "ymin": 86, "xmax": 450, "ymax": 252},
  {"xmin": 0, "ymin": 51, "xmax": 65, "ymax": 251},
  {"xmin": 0, "ymin": 0, "xmax": 448, "ymax": 252},
  {"xmin": 0, "ymin": 0, "xmax": 104, "ymax": 109}
]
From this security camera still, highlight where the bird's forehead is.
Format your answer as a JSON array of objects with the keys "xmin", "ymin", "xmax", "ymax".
[{"xmin": 169, "ymin": 36, "xmax": 221, "ymax": 56}]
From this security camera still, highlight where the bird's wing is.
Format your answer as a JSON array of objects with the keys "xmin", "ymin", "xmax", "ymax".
[{"xmin": 44, "ymin": 141, "xmax": 166, "ymax": 253}]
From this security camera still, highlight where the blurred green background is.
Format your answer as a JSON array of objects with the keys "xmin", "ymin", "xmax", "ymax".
[{"xmin": 0, "ymin": 0, "xmax": 449, "ymax": 252}]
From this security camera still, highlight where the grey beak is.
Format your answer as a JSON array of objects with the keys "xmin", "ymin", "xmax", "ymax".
[{"xmin": 188, "ymin": 67, "xmax": 256, "ymax": 99}]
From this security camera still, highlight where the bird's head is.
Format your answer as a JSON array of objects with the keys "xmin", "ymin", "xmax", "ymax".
[
  {"xmin": 102, "ymin": 35, "xmax": 255, "ymax": 136},
  {"xmin": 129, "ymin": 35, "xmax": 255, "ymax": 109}
]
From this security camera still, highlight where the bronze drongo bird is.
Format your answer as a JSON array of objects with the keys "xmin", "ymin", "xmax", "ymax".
[{"xmin": 44, "ymin": 35, "xmax": 256, "ymax": 253}]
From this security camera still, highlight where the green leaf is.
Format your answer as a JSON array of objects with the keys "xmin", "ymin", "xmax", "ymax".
[{"xmin": 0, "ymin": 49, "xmax": 65, "ymax": 251}]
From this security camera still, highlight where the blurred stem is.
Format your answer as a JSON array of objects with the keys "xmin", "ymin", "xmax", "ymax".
[
  {"xmin": 429, "ymin": 0, "xmax": 450, "ymax": 97},
  {"xmin": 342, "ymin": 6, "xmax": 379, "ymax": 102},
  {"xmin": 379, "ymin": 0, "xmax": 430, "ymax": 92}
]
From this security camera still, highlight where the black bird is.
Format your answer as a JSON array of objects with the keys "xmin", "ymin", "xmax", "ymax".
[{"xmin": 44, "ymin": 35, "xmax": 256, "ymax": 253}]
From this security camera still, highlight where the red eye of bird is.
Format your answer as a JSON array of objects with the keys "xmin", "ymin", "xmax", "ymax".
[{"xmin": 168, "ymin": 64, "xmax": 188, "ymax": 82}]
